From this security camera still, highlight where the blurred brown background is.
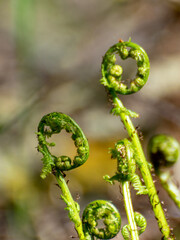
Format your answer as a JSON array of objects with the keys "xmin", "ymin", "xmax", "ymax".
[{"xmin": 0, "ymin": 0, "xmax": 180, "ymax": 239}]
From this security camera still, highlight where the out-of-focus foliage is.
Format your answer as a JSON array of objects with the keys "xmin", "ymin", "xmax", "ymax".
[{"xmin": 0, "ymin": 0, "xmax": 180, "ymax": 239}]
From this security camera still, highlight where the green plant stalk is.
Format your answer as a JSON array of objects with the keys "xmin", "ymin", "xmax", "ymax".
[
  {"xmin": 55, "ymin": 171, "xmax": 85, "ymax": 240},
  {"xmin": 122, "ymin": 181, "xmax": 139, "ymax": 240},
  {"xmin": 158, "ymin": 171, "xmax": 180, "ymax": 209},
  {"xmin": 111, "ymin": 89, "xmax": 173, "ymax": 240}
]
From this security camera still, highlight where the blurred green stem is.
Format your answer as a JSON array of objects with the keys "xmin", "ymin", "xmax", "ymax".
[
  {"xmin": 158, "ymin": 171, "xmax": 180, "ymax": 209},
  {"xmin": 12, "ymin": 0, "xmax": 35, "ymax": 61}
]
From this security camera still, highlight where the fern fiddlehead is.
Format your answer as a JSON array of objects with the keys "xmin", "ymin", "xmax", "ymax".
[
  {"xmin": 37, "ymin": 112, "xmax": 89, "ymax": 239},
  {"xmin": 105, "ymin": 139, "xmax": 148, "ymax": 195},
  {"xmin": 104, "ymin": 139, "xmax": 147, "ymax": 240},
  {"xmin": 101, "ymin": 38, "xmax": 150, "ymax": 95},
  {"xmin": 101, "ymin": 39, "xmax": 174, "ymax": 240},
  {"xmin": 37, "ymin": 112, "xmax": 89, "ymax": 178},
  {"xmin": 37, "ymin": 112, "xmax": 121, "ymax": 239},
  {"xmin": 148, "ymin": 134, "xmax": 180, "ymax": 208},
  {"xmin": 82, "ymin": 200, "xmax": 121, "ymax": 240}
]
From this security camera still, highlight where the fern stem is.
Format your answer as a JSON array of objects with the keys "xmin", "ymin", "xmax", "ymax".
[
  {"xmin": 55, "ymin": 171, "xmax": 85, "ymax": 240},
  {"xmin": 122, "ymin": 181, "xmax": 139, "ymax": 240},
  {"xmin": 111, "ymin": 89, "xmax": 174, "ymax": 240}
]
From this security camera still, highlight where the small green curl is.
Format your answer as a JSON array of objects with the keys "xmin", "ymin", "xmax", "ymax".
[
  {"xmin": 148, "ymin": 134, "xmax": 179, "ymax": 169},
  {"xmin": 37, "ymin": 112, "xmax": 89, "ymax": 178},
  {"xmin": 82, "ymin": 200, "xmax": 121, "ymax": 239},
  {"xmin": 111, "ymin": 139, "xmax": 136, "ymax": 182},
  {"xmin": 104, "ymin": 139, "xmax": 148, "ymax": 195},
  {"xmin": 121, "ymin": 212, "xmax": 147, "ymax": 240},
  {"xmin": 101, "ymin": 39, "xmax": 150, "ymax": 95}
]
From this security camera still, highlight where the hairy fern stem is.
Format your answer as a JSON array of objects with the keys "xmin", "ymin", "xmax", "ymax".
[
  {"xmin": 55, "ymin": 171, "xmax": 85, "ymax": 239},
  {"xmin": 111, "ymin": 89, "xmax": 172, "ymax": 239}
]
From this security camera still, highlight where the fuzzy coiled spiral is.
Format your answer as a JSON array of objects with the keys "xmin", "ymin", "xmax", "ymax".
[
  {"xmin": 101, "ymin": 39, "xmax": 150, "ymax": 95},
  {"xmin": 37, "ymin": 112, "xmax": 89, "ymax": 178},
  {"xmin": 82, "ymin": 200, "xmax": 121, "ymax": 239}
]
